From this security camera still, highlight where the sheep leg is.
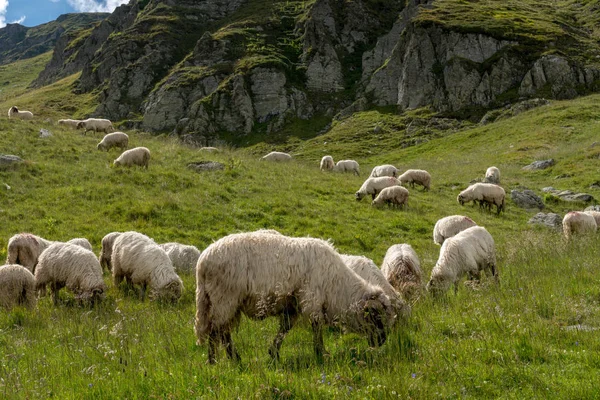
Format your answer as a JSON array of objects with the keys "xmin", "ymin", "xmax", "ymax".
[
  {"xmin": 221, "ymin": 331, "xmax": 240, "ymax": 363},
  {"xmin": 453, "ymin": 281, "xmax": 459, "ymax": 295},
  {"xmin": 269, "ymin": 311, "xmax": 298, "ymax": 361},
  {"xmin": 208, "ymin": 329, "xmax": 219, "ymax": 364},
  {"xmin": 371, "ymin": 193, "xmax": 377, "ymax": 201},
  {"xmin": 139, "ymin": 282, "xmax": 147, "ymax": 301},
  {"xmin": 51, "ymin": 283, "xmax": 62, "ymax": 305},
  {"xmin": 311, "ymin": 319, "xmax": 326, "ymax": 363}
]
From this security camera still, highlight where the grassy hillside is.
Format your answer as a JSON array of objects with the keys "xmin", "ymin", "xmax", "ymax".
[{"xmin": 2, "ymin": 50, "xmax": 600, "ymax": 398}]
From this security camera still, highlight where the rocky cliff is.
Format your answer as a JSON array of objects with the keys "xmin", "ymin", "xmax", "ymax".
[
  {"xmin": 0, "ymin": 13, "xmax": 108, "ymax": 66},
  {"xmin": 34, "ymin": 0, "xmax": 600, "ymax": 143}
]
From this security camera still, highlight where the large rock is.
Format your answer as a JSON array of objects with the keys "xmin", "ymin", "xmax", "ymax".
[
  {"xmin": 0, "ymin": 155, "xmax": 24, "ymax": 169},
  {"xmin": 523, "ymin": 159, "xmax": 555, "ymax": 171},
  {"xmin": 511, "ymin": 189, "xmax": 544, "ymax": 210},
  {"xmin": 542, "ymin": 187, "xmax": 595, "ymax": 203},
  {"xmin": 528, "ymin": 212, "xmax": 562, "ymax": 230}
]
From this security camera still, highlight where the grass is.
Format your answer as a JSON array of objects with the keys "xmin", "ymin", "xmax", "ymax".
[{"xmin": 3, "ymin": 37, "xmax": 600, "ymax": 399}]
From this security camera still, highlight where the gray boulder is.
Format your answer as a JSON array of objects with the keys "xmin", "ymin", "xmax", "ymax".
[
  {"xmin": 511, "ymin": 189, "xmax": 544, "ymax": 210},
  {"xmin": 523, "ymin": 159, "xmax": 555, "ymax": 171},
  {"xmin": 0, "ymin": 155, "xmax": 23, "ymax": 170},
  {"xmin": 542, "ymin": 187, "xmax": 594, "ymax": 203},
  {"xmin": 528, "ymin": 212, "xmax": 562, "ymax": 230},
  {"xmin": 187, "ymin": 161, "xmax": 225, "ymax": 172}
]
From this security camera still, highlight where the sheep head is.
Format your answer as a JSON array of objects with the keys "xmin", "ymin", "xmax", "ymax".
[
  {"xmin": 355, "ymin": 192, "xmax": 364, "ymax": 201},
  {"xmin": 457, "ymin": 193, "xmax": 465, "ymax": 205},
  {"xmin": 76, "ymin": 121, "xmax": 84, "ymax": 129},
  {"xmin": 361, "ymin": 296, "xmax": 389, "ymax": 347},
  {"xmin": 155, "ymin": 279, "xmax": 183, "ymax": 303},
  {"xmin": 426, "ymin": 276, "xmax": 451, "ymax": 297}
]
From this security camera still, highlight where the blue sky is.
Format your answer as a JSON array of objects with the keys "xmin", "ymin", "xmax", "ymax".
[{"xmin": 0, "ymin": 0, "xmax": 127, "ymax": 28}]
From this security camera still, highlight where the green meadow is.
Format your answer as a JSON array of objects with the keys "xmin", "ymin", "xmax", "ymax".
[{"xmin": 1, "ymin": 52, "xmax": 600, "ymax": 398}]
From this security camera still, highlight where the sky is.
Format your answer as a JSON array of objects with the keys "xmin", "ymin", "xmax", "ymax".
[{"xmin": 0, "ymin": 0, "xmax": 128, "ymax": 28}]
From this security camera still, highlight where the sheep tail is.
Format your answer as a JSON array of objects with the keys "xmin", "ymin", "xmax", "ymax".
[{"xmin": 194, "ymin": 278, "xmax": 212, "ymax": 344}]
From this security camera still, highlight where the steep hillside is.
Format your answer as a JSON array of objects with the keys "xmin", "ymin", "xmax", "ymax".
[
  {"xmin": 0, "ymin": 13, "xmax": 108, "ymax": 66},
  {"xmin": 3, "ymin": 54, "xmax": 600, "ymax": 398}
]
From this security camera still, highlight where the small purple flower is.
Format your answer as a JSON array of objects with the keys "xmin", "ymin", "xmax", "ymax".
[
  {"xmin": 88, "ymin": 383, "xmax": 93, "ymax": 388},
  {"xmin": 411, "ymin": 373, "xmax": 416, "ymax": 378}
]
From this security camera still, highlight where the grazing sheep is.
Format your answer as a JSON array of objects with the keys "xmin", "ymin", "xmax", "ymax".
[
  {"xmin": 67, "ymin": 238, "xmax": 93, "ymax": 251},
  {"xmin": 113, "ymin": 147, "xmax": 151, "ymax": 169},
  {"xmin": 356, "ymin": 176, "xmax": 400, "ymax": 201},
  {"xmin": 433, "ymin": 215, "xmax": 478, "ymax": 245},
  {"xmin": 195, "ymin": 232, "xmax": 395, "ymax": 364},
  {"xmin": 199, "ymin": 147, "xmax": 220, "ymax": 152},
  {"xmin": 111, "ymin": 232, "xmax": 183, "ymax": 302},
  {"xmin": 563, "ymin": 211, "xmax": 597, "ymax": 239},
  {"xmin": 76, "ymin": 118, "xmax": 114, "ymax": 134},
  {"xmin": 484, "ymin": 166, "xmax": 501, "ymax": 184},
  {"xmin": 427, "ymin": 226, "xmax": 497, "ymax": 296},
  {"xmin": 372, "ymin": 185, "xmax": 409, "ymax": 208},
  {"xmin": 320, "ymin": 155, "xmax": 335, "ymax": 171},
  {"xmin": 35, "ymin": 242, "xmax": 106, "ymax": 305},
  {"xmin": 6, "ymin": 233, "xmax": 53, "ymax": 273},
  {"xmin": 0, "ymin": 265, "xmax": 36, "ymax": 310},
  {"xmin": 398, "ymin": 169, "xmax": 431, "ymax": 190},
  {"xmin": 340, "ymin": 254, "xmax": 411, "ymax": 321},
  {"xmin": 261, "ymin": 151, "xmax": 292, "ymax": 161},
  {"xmin": 58, "ymin": 119, "xmax": 82, "ymax": 129},
  {"xmin": 380, "ymin": 244, "xmax": 423, "ymax": 303},
  {"xmin": 370, "ymin": 164, "xmax": 398, "ymax": 178},
  {"xmin": 8, "ymin": 106, "xmax": 33, "ymax": 120},
  {"xmin": 99, "ymin": 232, "xmax": 121, "ymax": 271},
  {"xmin": 457, "ymin": 183, "xmax": 506, "ymax": 214},
  {"xmin": 159, "ymin": 242, "xmax": 201, "ymax": 274},
  {"xmin": 97, "ymin": 132, "xmax": 129, "ymax": 151},
  {"xmin": 333, "ymin": 160, "xmax": 360, "ymax": 175},
  {"xmin": 583, "ymin": 210, "xmax": 600, "ymax": 228}
]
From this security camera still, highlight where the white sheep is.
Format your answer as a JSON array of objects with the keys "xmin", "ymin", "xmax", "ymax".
[
  {"xmin": 199, "ymin": 147, "xmax": 221, "ymax": 152},
  {"xmin": 67, "ymin": 238, "xmax": 93, "ymax": 251},
  {"xmin": 457, "ymin": 183, "xmax": 506, "ymax": 214},
  {"xmin": 111, "ymin": 231, "xmax": 183, "ymax": 302},
  {"xmin": 356, "ymin": 176, "xmax": 400, "ymax": 201},
  {"xmin": 35, "ymin": 242, "xmax": 106, "ymax": 305},
  {"xmin": 99, "ymin": 232, "xmax": 121, "ymax": 271},
  {"xmin": 320, "ymin": 155, "xmax": 335, "ymax": 171},
  {"xmin": 583, "ymin": 210, "xmax": 600, "ymax": 228},
  {"xmin": 333, "ymin": 160, "xmax": 360, "ymax": 175},
  {"xmin": 8, "ymin": 106, "xmax": 33, "ymax": 120},
  {"xmin": 77, "ymin": 118, "xmax": 114, "ymax": 134},
  {"xmin": 433, "ymin": 215, "xmax": 478, "ymax": 245},
  {"xmin": 261, "ymin": 151, "xmax": 292, "ymax": 161},
  {"xmin": 426, "ymin": 226, "xmax": 497, "ymax": 296},
  {"xmin": 58, "ymin": 119, "xmax": 83, "ymax": 129},
  {"xmin": 369, "ymin": 164, "xmax": 398, "ymax": 178},
  {"xmin": 371, "ymin": 185, "xmax": 409, "ymax": 208},
  {"xmin": 380, "ymin": 244, "xmax": 423, "ymax": 303},
  {"xmin": 340, "ymin": 254, "xmax": 411, "ymax": 321},
  {"xmin": 484, "ymin": 166, "xmax": 501, "ymax": 184},
  {"xmin": 97, "ymin": 132, "xmax": 129, "ymax": 151},
  {"xmin": 159, "ymin": 242, "xmax": 201, "ymax": 274},
  {"xmin": 195, "ymin": 231, "xmax": 395, "ymax": 363},
  {"xmin": 114, "ymin": 147, "xmax": 151, "ymax": 169},
  {"xmin": 0, "ymin": 264, "xmax": 37, "ymax": 310},
  {"xmin": 563, "ymin": 211, "xmax": 597, "ymax": 239},
  {"xmin": 6, "ymin": 233, "xmax": 53, "ymax": 273},
  {"xmin": 398, "ymin": 169, "xmax": 431, "ymax": 190}
]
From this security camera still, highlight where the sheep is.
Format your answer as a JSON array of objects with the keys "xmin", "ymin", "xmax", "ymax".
[
  {"xmin": 356, "ymin": 176, "xmax": 400, "ymax": 201},
  {"xmin": 433, "ymin": 215, "xmax": 478, "ymax": 245},
  {"xmin": 426, "ymin": 226, "xmax": 497, "ymax": 296},
  {"xmin": 380, "ymin": 244, "xmax": 423, "ymax": 303},
  {"xmin": 111, "ymin": 231, "xmax": 183, "ymax": 302},
  {"xmin": 99, "ymin": 232, "xmax": 121, "ymax": 271},
  {"xmin": 159, "ymin": 242, "xmax": 201, "ymax": 274},
  {"xmin": 97, "ymin": 132, "xmax": 129, "ymax": 151},
  {"xmin": 484, "ymin": 166, "xmax": 501, "ymax": 184},
  {"xmin": 261, "ymin": 151, "xmax": 292, "ymax": 161},
  {"xmin": 113, "ymin": 147, "xmax": 151, "ymax": 169},
  {"xmin": 398, "ymin": 169, "xmax": 431, "ymax": 190},
  {"xmin": 57, "ymin": 119, "xmax": 82, "ymax": 129},
  {"xmin": 563, "ymin": 211, "xmax": 597, "ymax": 239},
  {"xmin": 195, "ymin": 231, "xmax": 395, "ymax": 364},
  {"xmin": 340, "ymin": 254, "xmax": 411, "ymax": 321},
  {"xmin": 35, "ymin": 242, "xmax": 106, "ymax": 306},
  {"xmin": 320, "ymin": 155, "xmax": 334, "ymax": 171},
  {"xmin": 6, "ymin": 233, "xmax": 53, "ymax": 273},
  {"xmin": 369, "ymin": 164, "xmax": 398, "ymax": 178},
  {"xmin": 583, "ymin": 210, "xmax": 600, "ymax": 228},
  {"xmin": 77, "ymin": 118, "xmax": 114, "ymax": 134},
  {"xmin": 8, "ymin": 106, "xmax": 33, "ymax": 120},
  {"xmin": 457, "ymin": 183, "xmax": 506, "ymax": 214},
  {"xmin": 199, "ymin": 147, "xmax": 220, "ymax": 152},
  {"xmin": 371, "ymin": 185, "xmax": 409, "ymax": 208},
  {"xmin": 67, "ymin": 238, "xmax": 93, "ymax": 251},
  {"xmin": 333, "ymin": 160, "xmax": 360, "ymax": 175},
  {"xmin": 0, "ymin": 264, "xmax": 36, "ymax": 310}
]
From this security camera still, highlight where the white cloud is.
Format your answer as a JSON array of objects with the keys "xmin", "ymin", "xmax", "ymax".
[
  {"xmin": 66, "ymin": 0, "xmax": 128, "ymax": 13},
  {"xmin": 10, "ymin": 15, "xmax": 25, "ymax": 25},
  {"xmin": 49, "ymin": 0, "xmax": 61, "ymax": 3},
  {"xmin": 0, "ymin": 0, "xmax": 9, "ymax": 29}
]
